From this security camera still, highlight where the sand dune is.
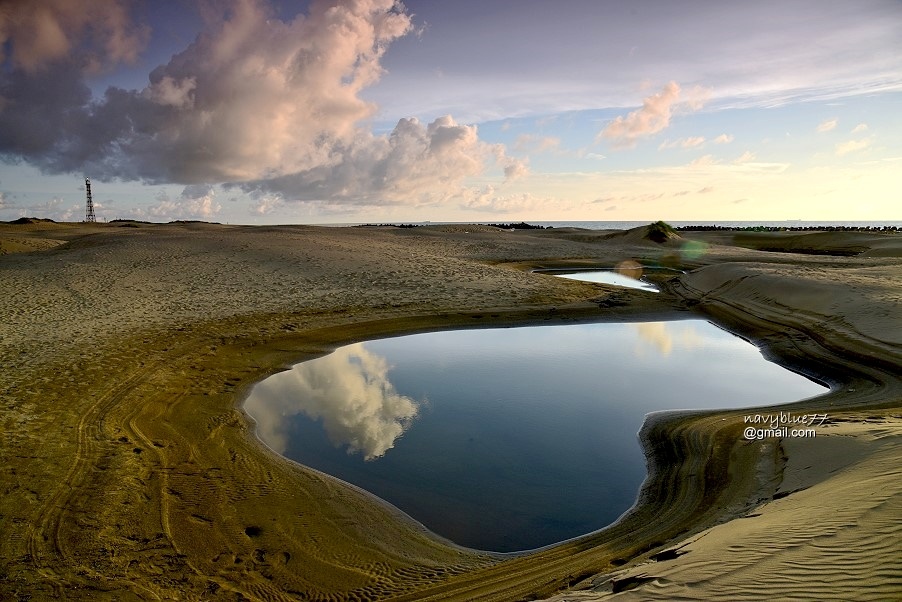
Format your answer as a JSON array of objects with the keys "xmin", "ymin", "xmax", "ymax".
[{"xmin": 1, "ymin": 221, "xmax": 899, "ymax": 600}]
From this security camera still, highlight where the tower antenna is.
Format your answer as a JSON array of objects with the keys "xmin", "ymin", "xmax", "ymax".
[{"xmin": 85, "ymin": 177, "xmax": 96, "ymax": 223}]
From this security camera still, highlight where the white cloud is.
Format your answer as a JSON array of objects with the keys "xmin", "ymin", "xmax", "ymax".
[
  {"xmin": 851, "ymin": 123, "xmax": 869, "ymax": 134},
  {"xmin": 252, "ymin": 194, "xmax": 284, "ymax": 216},
  {"xmin": 148, "ymin": 185, "xmax": 221, "ymax": 221},
  {"xmin": 242, "ymin": 115, "xmax": 508, "ymax": 205},
  {"xmin": 713, "ymin": 134, "xmax": 734, "ymax": 144},
  {"xmin": 816, "ymin": 118, "xmax": 838, "ymax": 133},
  {"xmin": 734, "ymin": 151, "xmax": 756, "ymax": 164},
  {"xmin": 659, "ymin": 136, "xmax": 706, "ymax": 150},
  {"xmin": 688, "ymin": 154, "xmax": 719, "ymax": 168},
  {"xmin": 458, "ymin": 187, "xmax": 574, "ymax": 214},
  {"xmin": 513, "ymin": 134, "xmax": 561, "ymax": 153},
  {"xmin": 23, "ymin": 197, "xmax": 81, "ymax": 221},
  {"xmin": 835, "ymin": 138, "xmax": 872, "ymax": 156},
  {"xmin": 600, "ymin": 81, "xmax": 709, "ymax": 148}
]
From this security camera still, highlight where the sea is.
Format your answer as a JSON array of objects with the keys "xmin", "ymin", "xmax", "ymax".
[{"xmin": 322, "ymin": 220, "xmax": 902, "ymax": 230}]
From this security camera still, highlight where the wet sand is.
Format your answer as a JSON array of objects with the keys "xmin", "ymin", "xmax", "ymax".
[{"xmin": 1, "ymin": 221, "xmax": 899, "ymax": 600}]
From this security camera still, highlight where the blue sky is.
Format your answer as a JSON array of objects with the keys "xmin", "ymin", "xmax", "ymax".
[{"xmin": 0, "ymin": 0, "xmax": 900, "ymax": 223}]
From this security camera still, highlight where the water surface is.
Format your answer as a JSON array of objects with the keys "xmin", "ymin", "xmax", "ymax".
[
  {"xmin": 555, "ymin": 270, "xmax": 660, "ymax": 292},
  {"xmin": 245, "ymin": 320, "xmax": 825, "ymax": 552}
]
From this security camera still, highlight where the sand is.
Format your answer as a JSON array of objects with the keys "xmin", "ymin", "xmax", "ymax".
[{"xmin": 1, "ymin": 222, "xmax": 899, "ymax": 600}]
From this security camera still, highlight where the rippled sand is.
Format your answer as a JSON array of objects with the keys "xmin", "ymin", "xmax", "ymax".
[{"xmin": 1, "ymin": 221, "xmax": 899, "ymax": 600}]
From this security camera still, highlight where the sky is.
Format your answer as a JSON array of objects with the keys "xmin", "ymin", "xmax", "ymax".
[{"xmin": 0, "ymin": 0, "xmax": 900, "ymax": 224}]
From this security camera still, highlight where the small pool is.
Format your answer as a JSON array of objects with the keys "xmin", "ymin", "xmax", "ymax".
[
  {"xmin": 244, "ymin": 320, "xmax": 825, "ymax": 552},
  {"xmin": 555, "ymin": 270, "xmax": 660, "ymax": 292}
]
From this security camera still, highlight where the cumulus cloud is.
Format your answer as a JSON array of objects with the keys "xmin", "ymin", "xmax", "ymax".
[
  {"xmin": 252, "ymin": 194, "xmax": 284, "ymax": 216},
  {"xmin": 851, "ymin": 123, "xmax": 869, "ymax": 134},
  {"xmin": 816, "ymin": 118, "xmax": 838, "ymax": 133},
  {"xmin": 23, "ymin": 197, "xmax": 82, "ymax": 221},
  {"xmin": 734, "ymin": 151, "xmax": 756, "ymax": 164},
  {"xmin": 503, "ymin": 158, "xmax": 530, "ymax": 181},
  {"xmin": 0, "ymin": 0, "xmax": 519, "ymax": 211},
  {"xmin": 239, "ymin": 114, "xmax": 506, "ymax": 204},
  {"xmin": 148, "ymin": 185, "xmax": 221, "ymax": 221},
  {"xmin": 713, "ymin": 134, "xmax": 734, "ymax": 144},
  {"xmin": 599, "ymin": 81, "xmax": 709, "ymax": 148},
  {"xmin": 244, "ymin": 344, "xmax": 420, "ymax": 460}
]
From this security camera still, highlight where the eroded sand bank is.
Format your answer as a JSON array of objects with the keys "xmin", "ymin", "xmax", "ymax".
[{"xmin": 1, "ymin": 222, "xmax": 899, "ymax": 600}]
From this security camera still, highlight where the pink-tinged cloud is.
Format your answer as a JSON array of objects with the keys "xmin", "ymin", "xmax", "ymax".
[
  {"xmin": 713, "ymin": 134, "xmax": 734, "ymax": 144},
  {"xmin": 599, "ymin": 81, "xmax": 709, "ymax": 148},
  {"xmin": 0, "ymin": 0, "xmax": 521, "ymax": 209},
  {"xmin": 851, "ymin": 123, "xmax": 869, "ymax": 134},
  {"xmin": 244, "ymin": 115, "xmax": 508, "ymax": 205},
  {"xmin": 816, "ymin": 118, "xmax": 838, "ymax": 133},
  {"xmin": 0, "ymin": 0, "xmax": 414, "ymax": 183}
]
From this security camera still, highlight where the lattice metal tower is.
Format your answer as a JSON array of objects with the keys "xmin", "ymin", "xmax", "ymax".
[{"xmin": 85, "ymin": 177, "xmax": 96, "ymax": 222}]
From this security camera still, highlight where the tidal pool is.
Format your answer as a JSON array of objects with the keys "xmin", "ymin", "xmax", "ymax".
[{"xmin": 244, "ymin": 320, "xmax": 826, "ymax": 552}]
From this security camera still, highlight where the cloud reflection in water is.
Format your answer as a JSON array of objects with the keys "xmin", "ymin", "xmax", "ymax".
[
  {"xmin": 633, "ymin": 321, "xmax": 711, "ymax": 357},
  {"xmin": 245, "ymin": 344, "xmax": 419, "ymax": 460}
]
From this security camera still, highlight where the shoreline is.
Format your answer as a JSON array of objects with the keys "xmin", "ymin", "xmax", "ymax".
[{"xmin": 1, "ymin": 222, "xmax": 899, "ymax": 600}]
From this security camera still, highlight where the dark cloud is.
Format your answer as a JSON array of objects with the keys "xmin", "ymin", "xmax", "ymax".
[{"xmin": 0, "ymin": 0, "xmax": 149, "ymax": 73}]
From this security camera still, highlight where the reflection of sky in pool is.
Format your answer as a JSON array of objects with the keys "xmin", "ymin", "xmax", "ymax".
[
  {"xmin": 244, "ymin": 320, "xmax": 826, "ymax": 552},
  {"xmin": 556, "ymin": 270, "xmax": 660, "ymax": 292}
]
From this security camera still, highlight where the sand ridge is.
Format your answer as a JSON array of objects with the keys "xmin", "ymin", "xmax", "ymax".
[{"xmin": 1, "ymin": 222, "xmax": 899, "ymax": 600}]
